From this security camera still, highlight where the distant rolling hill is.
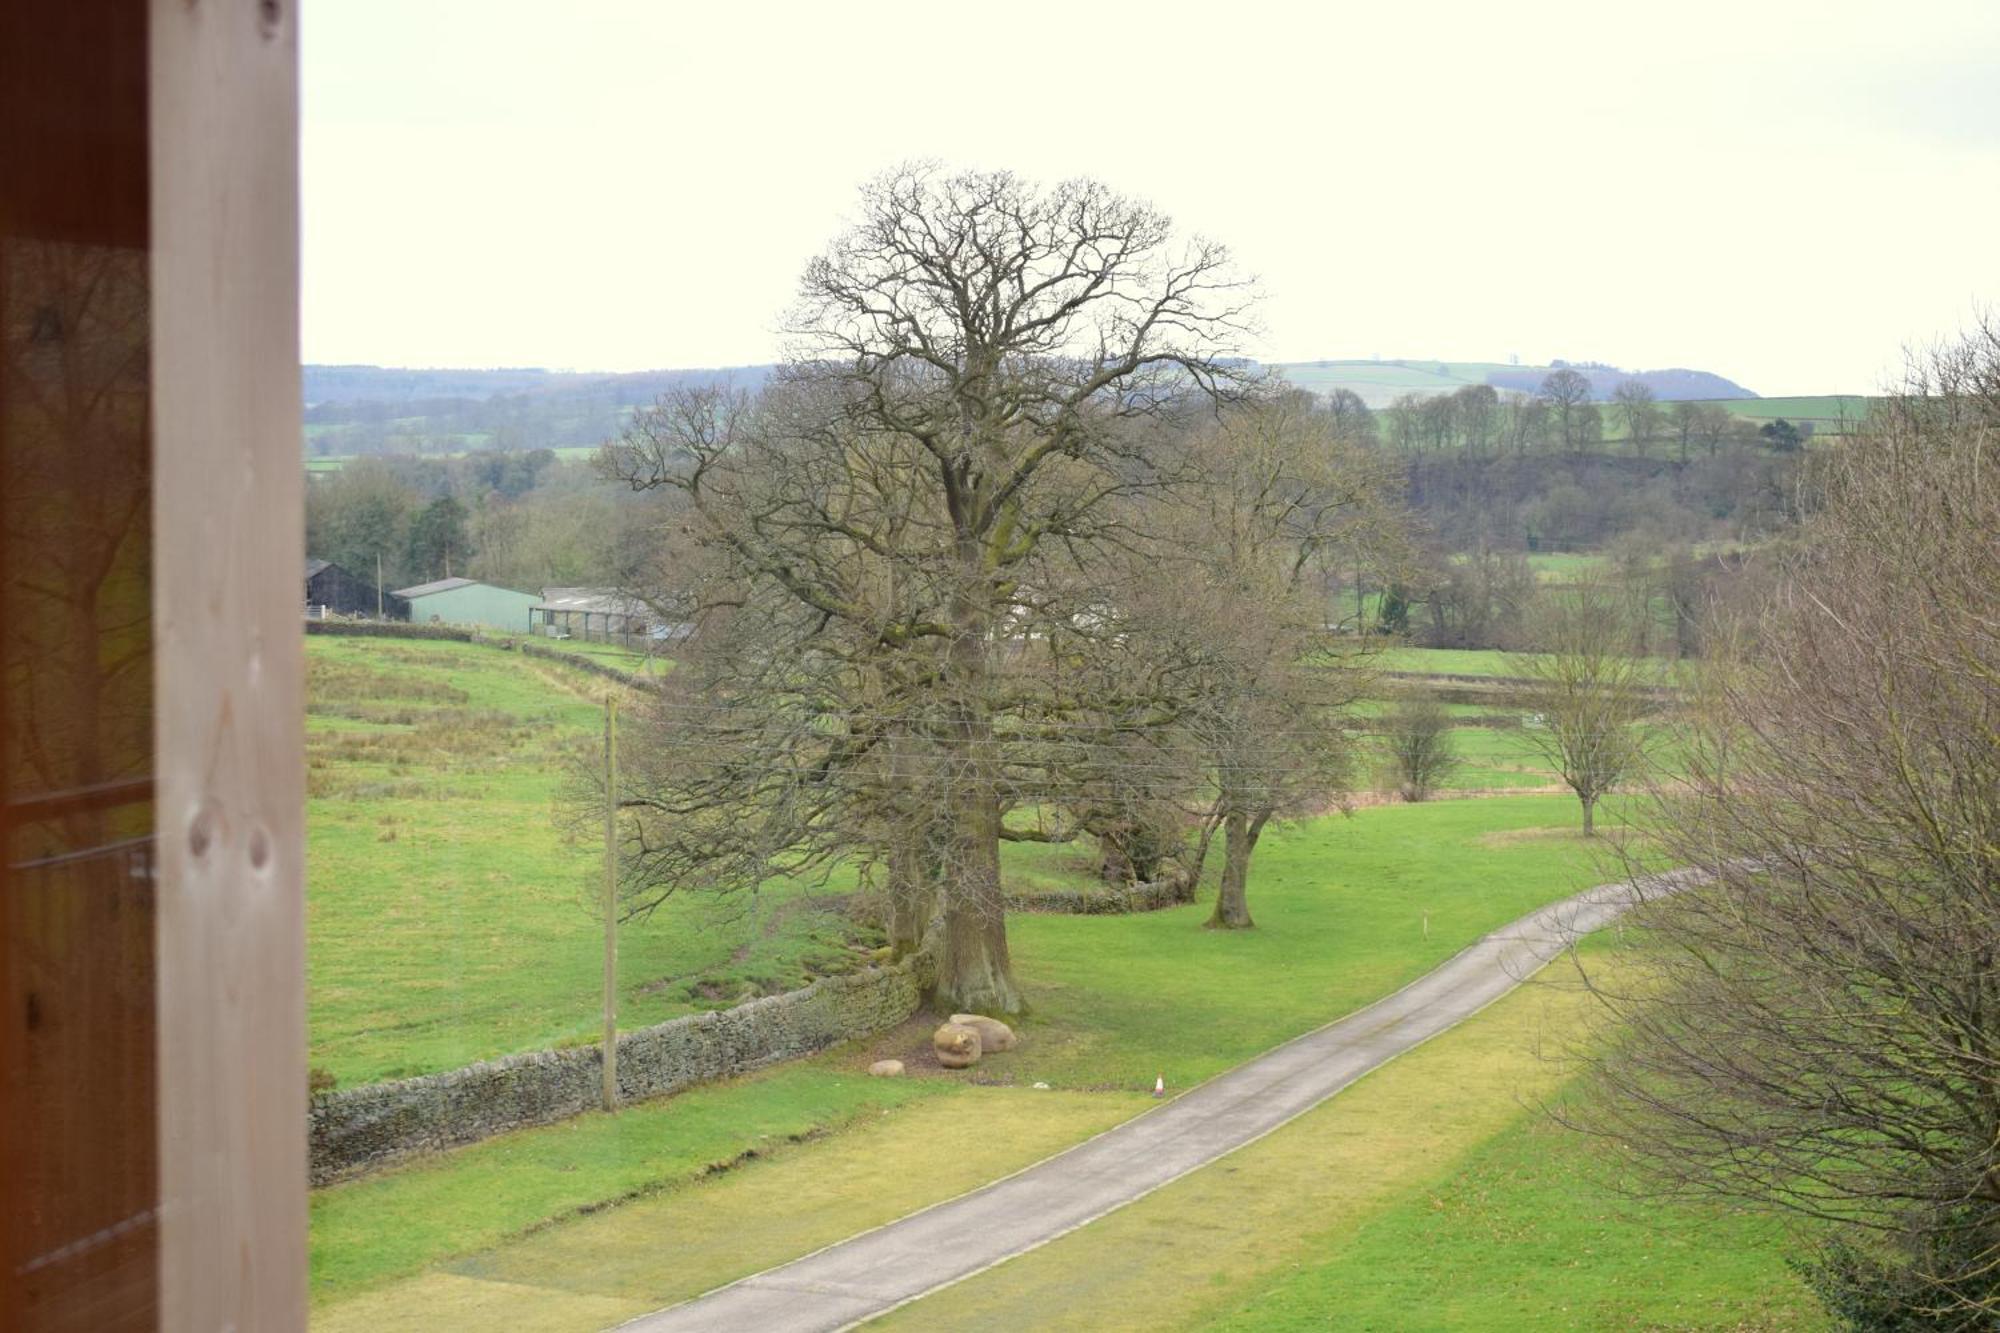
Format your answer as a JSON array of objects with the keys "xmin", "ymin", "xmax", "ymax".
[
  {"xmin": 1269, "ymin": 359, "xmax": 1756, "ymax": 408},
  {"xmin": 303, "ymin": 363, "xmax": 773, "ymax": 407},
  {"xmin": 299, "ymin": 357, "xmax": 1766, "ymax": 460}
]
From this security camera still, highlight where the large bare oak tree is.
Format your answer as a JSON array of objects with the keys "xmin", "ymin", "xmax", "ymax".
[{"xmin": 601, "ymin": 165, "xmax": 1256, "ymax": 1013}]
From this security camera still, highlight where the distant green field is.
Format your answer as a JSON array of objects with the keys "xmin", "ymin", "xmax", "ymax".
[
  {"xmin": 536, "ymin": 637, "xmax": 670, "ymax": 676},
  {"xmin": 1273, "ymin": 359, "xmax": 1516, "ymax": 407},
  {"xmin": 1372, "ymin": 646, "xmax": 1531, "ymax": 678},
  {"xmin": 1711, "ymin": 394, "xmax": 1878, "ymax": 431},
  {"xmin": 1523, "ymin": 551, "xmax": 1602, "ymax": 582},
  {"xmin": 304, "ymin": 444, "xmax": 598, "ymax": 473}
]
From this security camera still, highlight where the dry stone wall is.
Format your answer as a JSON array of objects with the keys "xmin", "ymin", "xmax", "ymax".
[
  {"xmin": 305, "ymin": 618, "xmax": 477, "ymax": 644},
  {"xmin": 1005, "ymin": 873, "xmax": 1197, "ymax": 915},
  {"xmin": 310, "ymin": 951, "xmax": 932, "ymax": 1185},
  {"xmin": 304, "ymin": 618, "xmax": 640, "ymax": 685}
]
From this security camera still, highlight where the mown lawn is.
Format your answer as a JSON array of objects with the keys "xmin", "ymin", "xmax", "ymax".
[
  {"xmin": 1209, "ymin": 1104, "xmax": 1822, "ymax": 1330},
  {"xmin": 311, "ymin": 793, "xmax": 1631, "ymax": 1308},
  {"xmin": 878, "ymin": 945, "xmax": 1819, "ymax": 1332},
  {"xmin": 1206, "ymin": 943, "xmax": 1825, "ymax": 1330}
]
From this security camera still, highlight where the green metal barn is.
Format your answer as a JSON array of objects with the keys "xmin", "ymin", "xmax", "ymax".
[{"xmin": 392, "ymin": 577, "xmax": 539, "ymax": 632}]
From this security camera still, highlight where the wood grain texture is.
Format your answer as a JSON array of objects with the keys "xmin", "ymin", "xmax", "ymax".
[{"xmin": 150, "ymin": 0, "xmax": 306, "ymax": 1327}]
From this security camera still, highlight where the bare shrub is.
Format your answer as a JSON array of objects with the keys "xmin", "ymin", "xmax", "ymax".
[
  {"xmin": 1380, "ymin": 696, "xmax": 1460, "ymax": 802},
  {"xmin": 1571, "ymin": 326, "xmax": 2000, "ymax": 1321}
]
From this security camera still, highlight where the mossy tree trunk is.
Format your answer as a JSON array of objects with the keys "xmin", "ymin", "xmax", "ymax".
[{"xmin": 1207, "ymin": 807, "xmax": 1269, "ymax": 930}]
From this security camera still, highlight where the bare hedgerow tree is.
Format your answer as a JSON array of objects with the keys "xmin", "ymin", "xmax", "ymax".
[
  {"xmin": 1323, "ymin": 387, "xmax": 1376, "ymax": 444},
  {"xmin": 1380, "ymin": 695, "xmax": 1460, "ymax": 802},
  {"xmin": 597, "ymin": 165, "xmax": 1257, "ymax": 1014},
  {"xmin": 1511, "ymin": 578, "xmax": 1654, "ymax": 835},
  {"xmin": 1611, "ymin": 379, "xmax": 1660, "ymax": 456},
  {"xmin": 1572, "ymin": 327, "xmax": 2000, "ymax": 1322},
  {"xmin": 1539, "ymin": 367, "xmax": 1594, "ymax": 455},
  {"xmin": 1668, "ymin": 397, "xmax": 1700, "ymax": 463}
]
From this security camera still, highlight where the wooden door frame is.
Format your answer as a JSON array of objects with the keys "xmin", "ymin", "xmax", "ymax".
[{"xmin": 151, "ymin": 0, "xmax": 306, "ymax": 1325}]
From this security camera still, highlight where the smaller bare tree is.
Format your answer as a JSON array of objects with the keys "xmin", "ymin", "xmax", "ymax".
[
  {"xmin": 1668, "ymin": 398, "xmax": 1699, "ymax": 462},
  {"xmin": 1538, "ymin": 367, "xmax": 1594, "ymax": 454},
  {"xmin": 1380, "ymin": 695, "xmax": 1460, "ymax": 801},
  {"xmin": 1611, "ymin": 379, "xmax": 1660, "ymax": 456},
  {"xmin": 1512, "ymin": 581, "xmax": 1653, "ymax": 834}
]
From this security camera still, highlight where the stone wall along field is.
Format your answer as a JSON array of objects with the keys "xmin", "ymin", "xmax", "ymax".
[
  {"xmin": 310, "ymin": 952, "xmax": 932, "ymax": 1185},
  {"xmin": 304, "ymin": 617, "xmax": 640, "ymax": 684},
  {"xmin": 1005, "ymin": 873, "xmax": 1196, "ymax": 915}
]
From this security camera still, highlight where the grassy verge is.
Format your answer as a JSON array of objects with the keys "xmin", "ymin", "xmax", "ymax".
[
  {"xmin": 311, "ymin": 794, "xmax": 1625, "ymax": 1307},
  {"xmin": 314, "ymin": 1085, "xmax": 1141, "ymax": 1330},
  {"xmin": 310, "ymin": 1064, "xmax": 955, "ymax": 1310}
]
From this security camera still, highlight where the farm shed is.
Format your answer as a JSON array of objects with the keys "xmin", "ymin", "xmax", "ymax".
[
  {"xmin": 306, "ymin": 558, "xmax": 407, "ymax": 620},
  {"xmin": 393, "ymin": 576, "xmax": 538, "ymax": 632},
  {"xmin": 532, "ymin": 587, "xmax": 658, "ymax": 643}
]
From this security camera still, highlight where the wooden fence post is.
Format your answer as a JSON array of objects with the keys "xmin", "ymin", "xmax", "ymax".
[{"xmin": 602, "ymin": 694, "xmax": 619, "ymax": 1110}]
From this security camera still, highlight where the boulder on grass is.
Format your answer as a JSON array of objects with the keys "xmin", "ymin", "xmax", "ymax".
[
  {"xmin": 868, "ymin": 1059, "xmax": 905, "ymax": 1078},
  {"xmin": 933, "ymin": 1022, "xmax": 983, "ymax": 1070},
  {"xmin": 949, "ymin": 1013, "xmax": 1017, "ymax": 1053}
]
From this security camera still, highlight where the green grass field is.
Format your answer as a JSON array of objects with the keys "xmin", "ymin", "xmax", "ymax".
[
  {"xmin": 1210, "ymin": 1080, "xmax": 1822, "ymax": 1330},
  {"xmin": 315, "ymin": 909, "xmax": 1815, "ymax": 1331},
  {"xmin": 1272, "ymin": 358, "xmax": 1517, "ymax": 407},
  {"xmin": 304, "ymin": 444, "xmax": 599, "ymax": 473},
  {"xmin": 306, "ymin": 632, "xmax": 1613, "ymax": 1091},
  {"xmin": 1372, "ymin": 646, "xmax": 1533, "ymax": 677},
  {"xmin": 310, "ymin": 793, "xmax": 1629, "ymax": 1307},
  {"xmin": 550, "ymin": 638, "xmax": 675, "ymax": 675},
  {"xmin": 1711, "ymin": 394, "xmax": 1877, "ymax": 430},
  {"xmin": 306, "ymin": 635, "xmax": 873, "ymax": 1088},
  {"xmin": 305, "ymin": 635, "xmax": 1736, "ymax": 1327}
]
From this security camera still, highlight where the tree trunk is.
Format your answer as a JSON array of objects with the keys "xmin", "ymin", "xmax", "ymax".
[
  {"xmin": 1580, "ymin": 794, "xmax": 1597, "ymax": 836},
  {"xmin": 885, "ymin": 830, "xmax": 936, "ymax": 959},
  {"xmin": 934, "ymin": 559, "xmax": 1022, "ymax": 1014},
  {"xmin": 937, "ymin": 768, "xmax": 1019, "ymax": 1012},
  {"xmin": 1207, "ymin": 809, "xmax": 1258, "ymax": 930}
]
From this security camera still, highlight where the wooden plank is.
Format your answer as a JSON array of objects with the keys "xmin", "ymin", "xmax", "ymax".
[{"xmin": 150, "ymin": 0, "xmax": 306, "ymax": 1327}]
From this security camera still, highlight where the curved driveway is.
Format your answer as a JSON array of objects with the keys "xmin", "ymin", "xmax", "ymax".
[{"xmin": 619, "ymin": 869, "xmax": 1697, "ymax": 1333}]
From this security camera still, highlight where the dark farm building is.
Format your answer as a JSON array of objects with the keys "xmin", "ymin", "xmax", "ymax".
[{"xmin": 305, "ymin": 558, "xmax": 408, "ymax": 620}]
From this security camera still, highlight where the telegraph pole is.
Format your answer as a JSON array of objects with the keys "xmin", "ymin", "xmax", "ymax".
[
  {"xmin": 375, "ymin": 551, "xmax": 384, "ymax": 620},
  {"xmin": 601, "ymin": 694, "xmax": 619, "ymax": 1111}
]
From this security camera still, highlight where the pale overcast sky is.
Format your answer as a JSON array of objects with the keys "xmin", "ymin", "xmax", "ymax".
[{"xmin": 302, "ymin": 0, "xmax": 2000, "ymax": 396}]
